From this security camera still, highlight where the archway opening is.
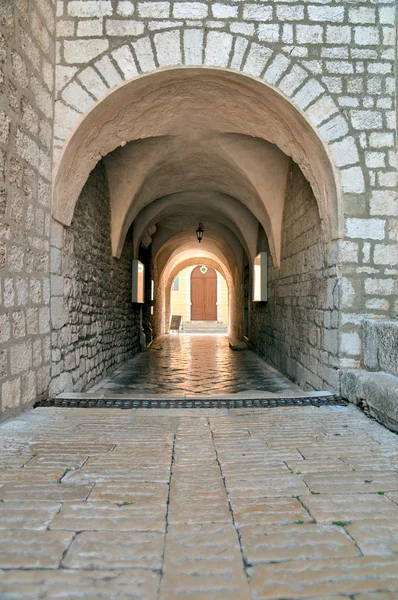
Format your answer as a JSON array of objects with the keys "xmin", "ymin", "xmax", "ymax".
[
  {"xmin": 50, "ymin": 68, "xmax": 342, "ymax": 396},
  {"xmin": 169, "ymin": 265, "xmax": 229, "ymax": 334}
]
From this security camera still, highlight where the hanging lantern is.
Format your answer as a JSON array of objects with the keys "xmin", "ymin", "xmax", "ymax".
[{"xmin": 196, "ymin": 222, "xmax": 204, "ymax": 243}]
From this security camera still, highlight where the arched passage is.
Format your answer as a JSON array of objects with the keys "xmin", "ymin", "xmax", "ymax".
[
  {"xmin": 50, "ymin": 67, "xmax": 344, "ymax": 396},
  {"xmin": 53, "ymin": 68, "xmax": 343, "ymax": 267}
]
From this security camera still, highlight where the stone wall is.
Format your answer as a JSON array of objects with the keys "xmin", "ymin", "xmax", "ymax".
[
  {"xmin": 0, "ymin": 0, "xmax": 56, "ymax": 417},
  {"xmin": 251, "ymin": 162, "xmax": 339, "ymax": 392},
  {"xmin": 53, "ymin": 0, "xmax": 397, "ymax": 369},
  {"xmin": 50, "ymin": 162, "xmax": 141, "ymax": 396}
]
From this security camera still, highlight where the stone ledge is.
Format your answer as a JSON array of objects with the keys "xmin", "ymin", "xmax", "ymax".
[
  {"xmin": 363, "ymin": 319, "xmax": 398, "ymax": 377},
  {"xmin": 341, "ymin": 369, "xmax": 398, "ymax": 433}
]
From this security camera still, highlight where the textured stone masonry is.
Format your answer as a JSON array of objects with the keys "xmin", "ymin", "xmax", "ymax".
[
  {"xmin": 53, "ymin": 0, "xmax": 397, "ymax": 372},
  {"xmin": 0, "ymin": 0, "xmax": 56, "ymax": 416},
  {"xmin": 50, "ymin": 162, "xmax": 141, "ymax": 396}
]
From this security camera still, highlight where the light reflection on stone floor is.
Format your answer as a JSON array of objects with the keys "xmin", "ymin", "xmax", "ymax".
[
  {"xmin": 0, "ymin": 405, "xmax": 398, "ymax": 598},
  {"xmin": 89, "ymin": 334, "xmax": 308, "ymax": 397}
]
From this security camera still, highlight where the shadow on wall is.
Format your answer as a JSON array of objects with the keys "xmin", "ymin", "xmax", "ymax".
[
  {"xmin": 251, "ymin": 160, "xmax": 339, "ymax": 394},
  {"xmin": 50, "ymin": 162, "xmax": 141, "ymax": 397}
]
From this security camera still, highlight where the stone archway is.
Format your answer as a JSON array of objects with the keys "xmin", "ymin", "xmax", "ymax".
[
  {"xmin": 49, "ymin": 67, "xmax": 346, "ymax": 396},
  {"xmin": 52, "ymin": 68, "xmax": 344, "ymax": 268}
]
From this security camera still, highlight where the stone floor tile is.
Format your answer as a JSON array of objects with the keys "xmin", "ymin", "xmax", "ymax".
[
  {"xmin": 91, "ymin": 335, "xmax": 304, "ymax": 397},
  {"xmin": 0, "ymin": 469, "xmax": 66, "ymax": 484},
  {"xmin": 49, "ymin": 501, "xmax": 166, "ymax": 532},
  {"xmin": 61, "ymin": 466, "xmax": 171, "ymax": 484},
  {"xmin": 248, "ymin": 556, "xmax": 398, "ymax": 599},
  {"xmin": 0, "ymin": 569, "xmax": 160, "ymax": 599},
  {"xmin": 346, "ymin": 520, "xmax": 398, "ymax": 556},
  {"xmin": 0, "ymin": 502, "xmax": 61, "ymax": 530},
  {"xmin": 225, "ymin": 473, "xmax": 309, "ymax": 498},
  {"xmin": 0, "ymin": 530, "xmax": 73, "ymax": 569},
  {"xmin": 286, "ymin": 459, "xmax": 353, "ymax": 474},
  {"xmin": 239, "ymin": 523, "xmax": 361, "ymax": 565},
  {"xmin": 302, "ymin": 471, "xmax": 398, "ymax": 494},
  {"xmin": 88, "ymin": 481, "xmax": 169, "ymax": 504},
  {"xmin": 300, "ymin": 493, "xmax": 398, "ymax": 523},
  {"xmin": 62, "ymin": 531, "xmax": 164, "ymax": 569},
  {"xmin": 159, "ymin": 523, "xmax": 251, "ymax": 599},
  {"xmin": 0, "ymin": 483, "xmax": 93, "ymax": 501},
  {"xmin": 0, "ymin": 456, "xmax": 31, "ymax": 468},
  {"xmin": 231, "ymin": 497, "xmax": 313, "ymax": 527},
  {"xmin": 354, "ymin": 594, "xmax": 398, "ymax": 599}
]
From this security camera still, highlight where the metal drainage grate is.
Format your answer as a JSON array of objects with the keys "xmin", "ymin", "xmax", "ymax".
[{"xmin": 34, "ymin": 395, "xmax": 348, "ymax": 410}]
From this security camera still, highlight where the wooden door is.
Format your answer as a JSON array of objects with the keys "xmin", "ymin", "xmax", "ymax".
[{"xmin": 191, "ymin": 266, "xmax": 217, "ymax": 321}]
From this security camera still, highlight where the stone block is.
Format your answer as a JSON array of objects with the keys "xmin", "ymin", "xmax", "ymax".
[
  {"xmin": 173, "ymin": 2, "xmax": 208, "ymax": 19},
  {"xmin": 1, "ymin": 377, "xmax": 21, "ymax": 410},
  {"xmin": 62, "ymin": 81, "xmax": 94, "ymax": 113},
  {"xmin": 308, "ymin": 6, "xmax": 344, "ymax": 22},
  {"xmin": 68, "ymin": 1, "xmax": 113, "ymax": 17},
  {"xmin": 341, "ymin": 369, "xmax": 398, "ymax": 432},
  {"xmin": 243, "ymin": 4, "xmax": 272, "ymax": 21},
  {"xmin": 63, "ymin": 531, "xmax": 164, "ymax": 569},
  {"xmin": 0, "ymin": 530, "xmax": 73, "ymax": 569},
  {"xmin": 10, "ymin": 340, "xmax": 32, "ymax": 376},
  {"xmin": 138, "ymin": 2, "xmax": 170, "ymax": 19},
  {"xmin": 106, "ymin": 20, "xmax": 144, "ymax": 36},
  {"xmin": 154, "ymin": 30, "xmax": 182, "ymax": 67},
  {"xmin": 243, "ymin": 43, "xmax": 272, "ymax": 77},
  {"xmin": 112, "ymin": 46, "xmax": 138, "ymax": 78},
  {"xmin": 95, "ymin": 55, "xmax": 123, "ymax": 87},
  {"xmin": 212, "ymin": 4, "xmax": 238, "ymax": 19},
  {"xmin": 205, "ymin": 31, "xmax": 233, "ymax": 67},
  {"xmin": 345, "ymin": 218, "xmax": 385, "ymax": 240},
  {"xmin": 64, "ymin": 39, "xmax": 109, "ymax": 64},
  {"xmin": 183, "ymin": 29, "xmax": 203, "ymax": 66},
  {"xmin": 363, "ymin": 319, "xmax": 398, "ymax": 377},
  {"xmin": 77, "ymin": 18, "xmax": 103, "ymax": 37}
]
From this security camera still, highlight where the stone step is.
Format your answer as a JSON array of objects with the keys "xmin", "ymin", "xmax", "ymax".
[{"xmin": 341, "ymin": 369, "xmax": 398, "ymax": 433}]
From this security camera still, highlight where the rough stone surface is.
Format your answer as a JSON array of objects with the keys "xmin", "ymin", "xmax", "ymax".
[
  {"xmin": 0, "ymin": 404, "xmax": 398, "ymax": 597},
  {"xmin": 50, "ymin": 162, "xmax": 141, "ymax": 395},
  {"xmin": 0, "ymin": 0, "xmax": 55, "ymax": 417},
  {"xmin": 251, "ymin": 162, "xmax": 336, "ymax": 392}
]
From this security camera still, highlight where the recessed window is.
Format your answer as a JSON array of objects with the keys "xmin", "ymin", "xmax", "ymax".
[{"xmin": 172, "ymin": 275, "xmax": 179, "ymax": 291}]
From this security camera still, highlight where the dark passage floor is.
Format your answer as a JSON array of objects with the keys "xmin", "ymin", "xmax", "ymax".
[{"xmin": 89, "ymin": 334, "xmax": 308, "ymax": 397}]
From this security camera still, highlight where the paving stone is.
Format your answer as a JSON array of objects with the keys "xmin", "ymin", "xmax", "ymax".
[
  {"xmin": 0, "ymin": 569, "xmax": 160, "ymax": 599},
  {"xmin": 231, "ymin": 497, "xmax": 313, "ymax": 527},
  {"xmin": 225, "ymin": 473, "xmax": 309, "ymax": 498},
  {"xmin": 91, "ymin": 335, "xmax": 305, "ymax": 397},
  {"xmin": 63, "ymin": 531, "xmax": 164, "ymax": 569},
  {"xmin": 303, "ymin": 470, "xmax": 398, "ymax": 494},
  {"xmin": 286, "ymin": 459, "xmax": 353, "ymax": 474},
  {"xmin": 300, "ymin": 493, "xmax": 398, "ymax": 523},
  {"xmin": 0, "ymin": 468, "xmax": 66, "ymax": 484},
  {"xmin": 346, "ymin": 520, "xmax": 398, "ymax": 556},
  {"xmin": 239, "ymin": 523, "xmax": 361, "ymax": 565},
  {"xmin": 249, "ymin": 557, "xmax": 398, "ymax": 599},
  {"xmin": 0, "ymin": 502, "xmax": 61, "ymax": 530},
  {"xmin": 88, "ymin": 481, "xmax": 169, "ymax": 504},
  {"xmin": 0, "ymin": 456, "xmax": 31, "ymax": 468},
  {"xmin": 50, "ymin": 501, "xmax": 166, "ymax": 531},
  {"xmin": 0, "ymin": 530, "xmax": 73, "ymax": 569},
  {"xmin": 0, "ymin": 483, "xmax": 93, "ymax": 501},
  {"xmin": 160, "ymin": 523, "xmax": 251, "ymax": 599}
]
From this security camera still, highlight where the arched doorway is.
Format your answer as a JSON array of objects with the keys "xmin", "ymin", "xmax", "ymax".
[
  {"xmin": 191, "ymin": 266, "xmax": 217, "ymax": 321},
  {"xmin": 50, "ymin": 68, "xmax": 345, "ymax": 396}
]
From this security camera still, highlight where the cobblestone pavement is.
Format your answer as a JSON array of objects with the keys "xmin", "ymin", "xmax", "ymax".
[
  {"xmin": 1, "ymin": 404, "xmax": 398, "ymax": 598},
  {"xmin": 89, "ymin": 335, "xmax": 307, "ymax": 397}
]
